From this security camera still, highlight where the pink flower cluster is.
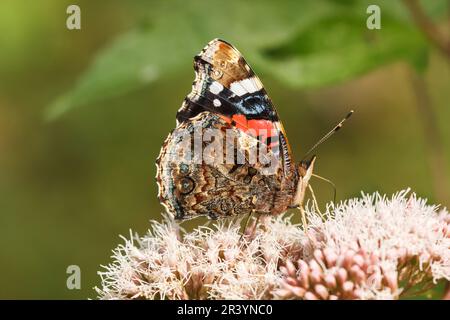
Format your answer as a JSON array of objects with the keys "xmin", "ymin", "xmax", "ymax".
[{"xmin": 96, "ymin": 190, "xmax": 449, "ymax": 300}]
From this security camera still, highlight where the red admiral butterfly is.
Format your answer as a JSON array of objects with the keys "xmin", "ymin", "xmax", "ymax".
[{"xmin": 156, "ymin": 39, "xmax": 351, "ymax": 221}]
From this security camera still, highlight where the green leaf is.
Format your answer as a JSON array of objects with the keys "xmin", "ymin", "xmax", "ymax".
[
  {"xmin": 46, "ymin": 12, "xmax": 203, "ymax": 120},
  {"xmin": 45, "ymin": 0, "xmax": 334, "ymax": 120},
  {"xmin": 46, "ymin": 0, "xmax": 446, "ymax": 119},
  {"xmin": 255, "ymin": 9, "xmax": 428, "ymax": 88}
]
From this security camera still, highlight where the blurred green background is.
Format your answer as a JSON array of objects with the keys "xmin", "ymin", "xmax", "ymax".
[{"xmin": 0, "ymin": 0, "xmax": 449, "ymax": 299}]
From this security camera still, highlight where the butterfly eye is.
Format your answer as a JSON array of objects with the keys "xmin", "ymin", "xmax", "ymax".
[
  {"xmin": 179, "ymin": 177, "xmax": 195, "ymax": 195},
  {"xmin": 212, "ymin": 69, "xmax": 223, "ymax": 80}
]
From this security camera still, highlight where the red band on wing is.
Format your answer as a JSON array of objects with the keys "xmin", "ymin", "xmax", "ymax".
[{"xmin": 220, "ymin": 115, "xmax": 279, "ymax": 149}]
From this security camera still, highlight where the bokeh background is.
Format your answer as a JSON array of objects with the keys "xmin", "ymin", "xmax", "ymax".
[{"xmin": 0, "ymin": 0, "xmax": 449, "ymax": 299}]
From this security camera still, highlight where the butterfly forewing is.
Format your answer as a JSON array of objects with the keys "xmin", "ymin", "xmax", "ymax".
[
  {"xmin": 177, "ymin": 39, "xmax": 293, "ymax": 172},
  {"xmin": 156, "ymin": 39, "xmax": 300, "ymax": 221}
]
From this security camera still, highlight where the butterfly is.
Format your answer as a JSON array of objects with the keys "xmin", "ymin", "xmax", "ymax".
[{"xmin": 156, "ymin": 39, "xmax": 317, "ymax": 221}]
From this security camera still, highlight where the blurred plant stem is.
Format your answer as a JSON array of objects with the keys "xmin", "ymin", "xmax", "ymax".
[
  {"xmin": 403, "ymin": 0, "xmax": 450, "ymax": 206},
  {"xmin": 403, "ymin": 0, "xmax": 450, "ymax": 59},
  {"xmin": 409, "ymin": 70, "xmax": 450, "ymax": 206}
]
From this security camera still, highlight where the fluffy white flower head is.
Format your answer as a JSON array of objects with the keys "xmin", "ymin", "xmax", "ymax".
[{"xmin": 96, "ymin": 190, "xmax": 449, "ymax": 300}]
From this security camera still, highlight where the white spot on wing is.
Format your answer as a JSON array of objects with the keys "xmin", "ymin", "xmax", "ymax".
[
  {"xmin": 209, "ymin": 81, "xmax": 224, "ymax": 94},
  {"xmin": 230, "ymin": 76, "xmax": 262, "ymax": 96},
  {"xmin": 213, "ymin": 99, "xmax": 221, "ymax": 107},
  {"xmin": 240, "ymin": 78, "xmax": 254, "ymax": 93},
  {"xmin": 230, "ymin": 81, "xmax": 247, "ymax": 96}
]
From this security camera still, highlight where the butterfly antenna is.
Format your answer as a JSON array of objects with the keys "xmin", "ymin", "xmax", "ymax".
[{"xmin": 301, "ymin": 110, "xmax": 354, "ymax": 161}]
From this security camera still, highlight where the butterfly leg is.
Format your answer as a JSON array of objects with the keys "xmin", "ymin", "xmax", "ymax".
[
  {"xmin": 240, "ymin": 211, "xmax": 264, "ymax": 242},
  {"xmin": 311, "ymin": 173, "xmax": 337, "ymax": 205},
  {"xmin": 239, "ymin": 211, "xmax": 253, "ymax": 241},
  {"xmin": 308, "ymin": 184, "xmax": 324, "ymax": 219},
  {"xmin": 298, "ymin": 206, "xmax": 308, "ymax": 230}
]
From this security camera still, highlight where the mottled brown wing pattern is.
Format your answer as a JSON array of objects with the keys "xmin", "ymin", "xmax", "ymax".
[
  {"xmin": 156, "ymin": 113, "xmax": 297, "ymax": 220},
  {"xmin": 156, "ymin": 39, "xmax": 306, "ymax": 221}
]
